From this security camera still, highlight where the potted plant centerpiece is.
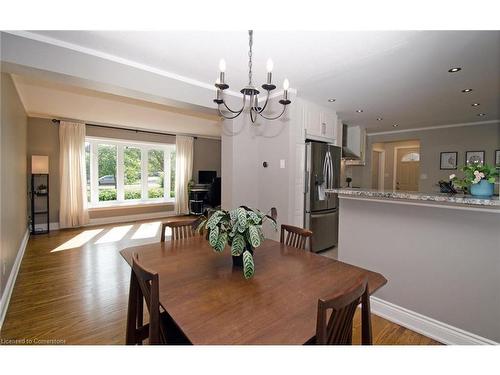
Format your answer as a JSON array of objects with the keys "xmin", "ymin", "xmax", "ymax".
[
  {"xmin": 450, "ymin": 162, "xmax": 498, "ymax": 197},
  {"xmin": 196, "ymin": 206, "xmax": 277, "ymax": 279}
]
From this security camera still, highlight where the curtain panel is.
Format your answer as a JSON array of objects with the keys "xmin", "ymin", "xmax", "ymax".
[
  {"xmin": 174, "ymin": 135, "xmax": 194, "ymax": 215},
  {"xmin": 59, "ymin": 121, "xmax": 89, "ymax": 228}
]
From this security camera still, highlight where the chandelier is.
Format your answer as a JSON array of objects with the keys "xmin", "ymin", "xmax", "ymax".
[{"xmin": 214, "ymin": 30, "xmax": 291, "ymax": 123}]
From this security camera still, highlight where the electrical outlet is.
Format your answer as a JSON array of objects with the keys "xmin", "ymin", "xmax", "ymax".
[{"xmin": 280, "ymin": 159, "xmax": 286, "ymax": 169}]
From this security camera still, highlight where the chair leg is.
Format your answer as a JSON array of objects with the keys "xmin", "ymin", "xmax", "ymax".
[
  {"xmin": 160, "ymin": 223, "xmax": 166, "ymax": 242},
  {"xmin": 126, "ymin": 270, "xmax": 139, "ymax": 345},
  {"xmin": 361, "ymin": 289, "xmax": 373, "ymax": 345}
]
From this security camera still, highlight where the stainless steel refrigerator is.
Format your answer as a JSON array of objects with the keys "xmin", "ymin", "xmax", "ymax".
[{"xmin": 304, "ymin": 141, "xmax": 341, "ymax": 252}]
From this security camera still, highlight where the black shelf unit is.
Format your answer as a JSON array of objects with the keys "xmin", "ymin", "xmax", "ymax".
[{"xmin": 31, "ymin": 173, "xmax": 50, "ymax": 234}]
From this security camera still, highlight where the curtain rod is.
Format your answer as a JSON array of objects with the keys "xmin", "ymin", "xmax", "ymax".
[{"xmin": 51, "ymin": 119, "xmax": 199, "ymax": 139}]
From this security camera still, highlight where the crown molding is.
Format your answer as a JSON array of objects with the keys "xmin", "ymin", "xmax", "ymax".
[{"xmin": 367, "ymin": 119, "xmax": 499, "ymax": 136}]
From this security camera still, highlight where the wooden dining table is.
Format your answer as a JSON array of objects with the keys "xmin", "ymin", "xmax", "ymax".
[{"xmin": 120, "ymin": 236, "xmax": 387, "ymax": 344}]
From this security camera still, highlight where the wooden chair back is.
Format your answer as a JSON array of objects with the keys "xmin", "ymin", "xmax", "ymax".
[
  {"xmin": 315, "ymin": 276, "xmax": 372, "ymax": 345},
  {"xmin": 280, "ymin": 224, "xmax": 313, "ymax": 250},
  {"xmin": 161, "ymin": 219, "xmax": 199, "ymax": 242},
  {"xmin": 128, "ymin": 253, "xmax": 165, "ymax": 344}
]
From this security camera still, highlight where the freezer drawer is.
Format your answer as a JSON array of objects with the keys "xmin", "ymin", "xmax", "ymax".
[{"xmin": 306, "ymin": 210, "xmax": 338, "ymax": 252}]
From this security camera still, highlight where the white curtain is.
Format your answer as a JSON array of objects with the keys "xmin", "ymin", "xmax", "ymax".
[
  {"xmin": 174, "ymin": 135, "xmax": 194, "ymax": 215},
  {"xmin": 59, "ymin": 121, "xmax": 89, "ymax": 228}
]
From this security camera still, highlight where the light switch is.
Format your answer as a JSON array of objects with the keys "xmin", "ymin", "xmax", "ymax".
[{"xmin": 280, "ymin": 159, "xmax": 286, "ymax": 169}]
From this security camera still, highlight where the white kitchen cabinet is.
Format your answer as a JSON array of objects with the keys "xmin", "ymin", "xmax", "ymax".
[
  {"xmin": 302, "ymin": 101, "xmax": 338, "ymax": 143},
  {"xmin": 344, "ymin": 125, "xmax": 366, "ymax": 165}
]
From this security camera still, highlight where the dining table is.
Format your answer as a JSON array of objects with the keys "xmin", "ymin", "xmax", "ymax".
[{"xmin": 120, "ymin": 236, "xmax": 387, "ymax": 344}]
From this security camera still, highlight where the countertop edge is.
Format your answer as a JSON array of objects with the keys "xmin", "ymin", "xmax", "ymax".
[{"xmin": 326, "ymin": 188, "xmax": 500, "ymax": 209}]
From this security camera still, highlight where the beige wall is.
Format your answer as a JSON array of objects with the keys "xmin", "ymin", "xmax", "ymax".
[
  {"xmin": 193, "ymin": 138, "xmax": 221, "ymax": 183},
  {"xmin": 27, "ymin": 117, "xmax": 60, "ymax": 221},
  {"xmin": 1, "ymin": 73, "xmax": 28, "ymax": 299},
  {"xmin": 347, "ymin": 122, "xmax": 500, "ymax": 192},
  {"xmin": 27, "ymin": 117, "xmax": 221, "ymax": 222}
]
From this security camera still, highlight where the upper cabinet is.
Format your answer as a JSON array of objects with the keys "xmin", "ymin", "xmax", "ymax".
[
  {"xmin": 344, "ymin": 125, "xmax": 366, "ymax": 165},
  {"xmin": 301, "ymin": 100, "xmax": 341, "ymax": 146}
]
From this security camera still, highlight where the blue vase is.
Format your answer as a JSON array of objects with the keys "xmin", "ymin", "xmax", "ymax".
[{"xmin": 469, "ymin": 180, "xmax": 494, "ymax": 197}]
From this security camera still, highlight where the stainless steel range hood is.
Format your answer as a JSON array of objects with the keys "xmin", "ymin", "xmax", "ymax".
[{"xmin": 341, "ymin": 124, "xmax": 361, "ymax": 160}]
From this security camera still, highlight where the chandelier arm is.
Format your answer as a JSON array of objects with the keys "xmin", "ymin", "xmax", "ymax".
[
  {"xmin": 223, "ymin": 100, "xmax": 244, "ymax": 114},
  {"xmin": 250, "ymin": 107, "xmax": 257, "ymax": 123},
  {"xmin": 221, "ymin": 93, "xmax": 247, "ymax": 114},
  {"xmin": 256, "ymin": 90, "xmax": 271, "ymax": 113},
  {"xmin": 217, "ymin": 106, "xmax": 245, "ymax": 120},
  {"xmin": 256, "ymin": 105, "xmax": 287, "ymax": 121}
]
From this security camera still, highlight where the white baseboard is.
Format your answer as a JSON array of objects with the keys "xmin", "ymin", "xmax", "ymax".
[
  {"xmin": 87, "ymin": 210, "xmax": 177, "ymax": 226},
  {"xmin": 0, "ymin": 228, "xmax": 29, "ymax": 331},
  {"xmin": 371, "ymin": 296, "xmax": 498, "ymax": 345}
]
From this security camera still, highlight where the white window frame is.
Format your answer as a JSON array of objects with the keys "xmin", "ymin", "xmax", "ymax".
[{"xmin": 86, "ymin": 136, "xmax": 175, "ymax": 208}]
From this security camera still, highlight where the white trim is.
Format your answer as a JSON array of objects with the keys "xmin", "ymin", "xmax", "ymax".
[
  {"xmin": 367, "ymin": 119, "xmax": 499, "ymax": 136},
  {"xmin": 338, "ymin": 195, "xmax": 500, "ymax": 213},
  {"xmin": 370, "ymin": 296, "xmax": 498, "ymax": 345},
  {"xmin": 0, "ymin": 228, "xmax": 29, "ymax": 331},
  {"xmin": 88, "ymin": 210, "xmax": 177, "ymax": 226},
  {"xmin": 393, "ymin": 145, "xmax": 420, "ymax": 190}
]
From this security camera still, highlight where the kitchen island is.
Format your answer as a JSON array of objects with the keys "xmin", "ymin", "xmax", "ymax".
[{"xmin": 326, "ymin": 188, "xmax": 500, "ymax": 344}]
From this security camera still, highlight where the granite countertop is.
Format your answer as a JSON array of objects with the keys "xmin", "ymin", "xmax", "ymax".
[{"xmin": 325, "ymin": 188, "xmax": 500, "ymax": 208}]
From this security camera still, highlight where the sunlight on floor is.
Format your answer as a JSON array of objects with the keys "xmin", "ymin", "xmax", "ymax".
[
  {"xmin": 131, "ymin": 221, "xmax": 162, "ymax": 240},
  {"xmin": 51, "ymin": 228, "xmax": 104, "ymax": 252},
  {"xmin": 94, "ymin": 225, "xmax": 133, "ymax": 244}
]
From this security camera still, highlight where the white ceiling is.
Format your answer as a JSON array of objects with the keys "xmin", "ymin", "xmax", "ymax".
[{"xmin": 20, "ymin": 30, "xmax": 500, "ymax": 131}]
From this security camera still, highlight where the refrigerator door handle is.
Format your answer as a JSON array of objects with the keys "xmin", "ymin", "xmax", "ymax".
[
  {"xmin": 304, "ymin": 170, "xmax": 309, "ymax": 194},
  {"xmin": 310, "ymin": 209, "xmax": 337, "ymax": 219}
]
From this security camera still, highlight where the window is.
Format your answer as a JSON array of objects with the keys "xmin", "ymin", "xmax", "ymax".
[
  {"xmin": 401, "ymin": 152, "xmax": 420, "ymax": 162},
  {"xmin": 85, "ymin": 137, "xmax": 175, "ymax": 207}
]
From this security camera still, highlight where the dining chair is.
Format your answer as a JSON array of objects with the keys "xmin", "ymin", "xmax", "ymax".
[
  {"xmin": 160, "ymin": 218, "xmax": 199, "ymax": 242},
  {"xmin": 280, "ymin": 224, "xmax": 313, "ymax": 250},
  {"xmin": 307, "ymin": 276, "xmax": 372, "ymax": 345},
  {"xmin": 126, "ymin": 252, "xmax": 190, "ymax": 345}
]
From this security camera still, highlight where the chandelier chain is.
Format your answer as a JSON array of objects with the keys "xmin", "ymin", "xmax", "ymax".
[{"xmin": 248, "ymin": 30, "xmax": 253, "ymax": 86}]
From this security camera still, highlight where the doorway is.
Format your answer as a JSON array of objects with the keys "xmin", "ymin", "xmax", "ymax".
[
  {"xmin": 371, "ymin": 149, "xmax": 385, "ymax": 190},
  {"xmin": 394, "ymin": 147, "xmax": 420, "ymax": 191}
]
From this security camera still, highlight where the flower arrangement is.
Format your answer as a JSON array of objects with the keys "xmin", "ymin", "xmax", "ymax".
[
  {"xmin": 449, "ymin": 163, "xmax": 498, "ymax": 189},
  {"xmin": 196, "ymin": 206, "xmax": 277, "ymax": 279}
]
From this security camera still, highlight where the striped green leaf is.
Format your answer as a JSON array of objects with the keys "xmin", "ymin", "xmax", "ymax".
[
  {"xmin": 231, "ymin": 234, "xmax": 245, "ymax": 256},
  {"xmin": 209, "ymin": 226, "xmax": 219, "ymax": 248},
  {"xmin": 236, "ymin": 207, "xmax": 247, "ymax": 227},
  {"xmin": 206, "ymin": 211, "xmax": 223, "ymax": 229},
  {"xmin": 243, "ymin": 250, "xmax": 255, "ymax": 279},
  {"xmin": 248, "ymin": 225, "xmax": 261, "ymax": 248},
  {"xmin": 248, "ymin": 210, "xmax": 262, "ymax": 225},
  {"xmin": 215, "ymin": 232, "xmax": 227, "ymax": 253}
]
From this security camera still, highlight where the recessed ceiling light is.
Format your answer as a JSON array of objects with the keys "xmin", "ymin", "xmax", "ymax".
[
  {"xmin": 376, "ymin": 118, "xmax": 383, "ymax": 121},
  {"xmin": 471, "ymin": 103, "xmax": 480, "ymax": 106},
  {"xmin": 327, "ymin": 98, "xmax": 336, "ymax": 102},
  {"xmin": 448, "ymin": 67, "xmax": 462, "ymax": 73},
  {"xmin": 461, "ymin": 88, "xmax": 473, "ymax": 93},
  {"xmin": 392, "ymin": 124, "xmax": 399, "ymax": 127},
  {"xmin": 356, "ymin": 109, "xmax": 363, "ymax": 113},
  {"xmin": 477, "ymin": 113, "xmax": 486, "ymax": 117}
]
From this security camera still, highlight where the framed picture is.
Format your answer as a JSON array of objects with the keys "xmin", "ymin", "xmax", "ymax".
[
  {"xmin": 440, "ymin": 152, "xmax": 458, "ymax": 170},
  {"xmin": 465, "ymin": 151, "xmax": 485, "ymax": 166},
  {"xmin": 495, "ymin": 150, "xmax": 500, "ymax": 168}
]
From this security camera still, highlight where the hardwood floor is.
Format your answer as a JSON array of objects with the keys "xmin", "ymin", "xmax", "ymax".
[{"xmin": 0, "ymin": 219, "xmax": 440, "ymax": 345}]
